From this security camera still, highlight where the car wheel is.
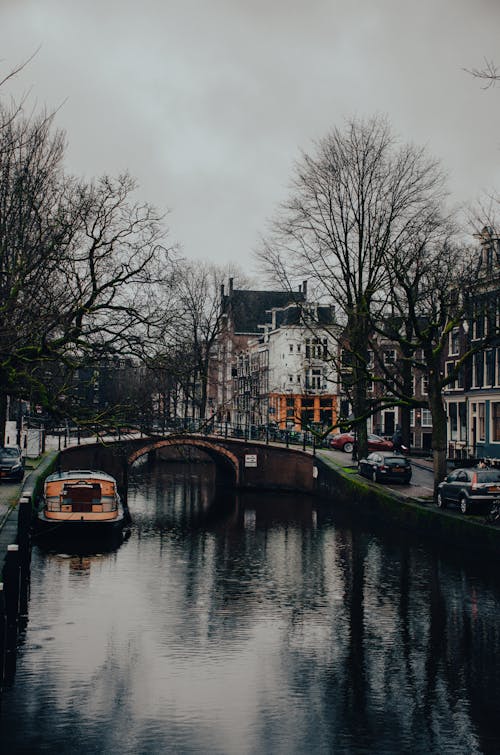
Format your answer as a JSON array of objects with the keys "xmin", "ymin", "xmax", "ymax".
[
  {"xmin": 436, "ymin": 492, "xmax": 446, "ymax": 508},
  {"xmin": 343, "ymin": 441, "xmax": 354, "ymax": 454},
  {"xmin": 371, "ymin": 469, "xmax": 377, "ymax": 483},
  {"xmin": 459, "ymin": 495, "xmax": 469, "ymax": 515}
]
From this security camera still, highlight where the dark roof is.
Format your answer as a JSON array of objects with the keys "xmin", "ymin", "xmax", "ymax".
[
  {"xmin": 223, "ymin": 289, "xmax": 305, "ymax": 334},
  {"xmin": 273, "ymin": 304, "xmax": 335, "ymax": 328}
]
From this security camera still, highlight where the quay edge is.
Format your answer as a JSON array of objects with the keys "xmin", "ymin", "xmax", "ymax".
[{"xmin": 315, "ymin": 453, "xmax": 500, "ymax": 561}]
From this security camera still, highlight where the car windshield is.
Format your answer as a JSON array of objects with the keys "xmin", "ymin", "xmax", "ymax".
[
  {"xmin": 476, "ymin": 471, "xmax": 500, "ymax": 482},
  {"xmin": 0, "ymin": 447, "xmax": 19, "ymax": 458},
  {"xmin": 384, "ymin": 457, "xmax": 408, "ymax": 465}
]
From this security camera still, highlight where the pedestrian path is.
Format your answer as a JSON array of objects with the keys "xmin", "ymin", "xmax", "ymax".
[{"xmin": 0, "ymin": 455, "xmax": 47, "ymax": 531}]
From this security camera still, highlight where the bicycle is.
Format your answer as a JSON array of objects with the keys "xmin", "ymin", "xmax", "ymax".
[{"xmin": 485, "ymin": 498, "xmax": 500, "ymax": 525}]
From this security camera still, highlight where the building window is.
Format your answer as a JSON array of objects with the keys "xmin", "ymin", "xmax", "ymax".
[
  {"xmin": 421, "ymin": 376, "xmax": 429, "ymax": 395},
  {"xmin": 472, "ymin": 301, "xmax": 485, "ymax": 340},
  {"xmin": 459, "ymin": 402, "xmax": 467, "ymax": 440},
  {"xmin": 473, "ymin": 353, "xmax": 485, "ymax": 388},
  {"xmin": 306, "ymin": 368, "xmax": 323, "ymax": 389},
  {"xmin": 384, "ymin": 349, "xmax": 396, "ymax": 365},
  {"xmin": 486, "ymin": 349, "xmax": 495, "ymax": 387},
  {"xmin": 289, "ymin": 344, "xmax": 293, "ymax": 352},
  {"xmin": 449, "ymin": 328, "xmax": 460, "ymax": 356},
  {"xmin": 492, "ymin": 402, "xmax": 500, "ymax": 442},
  {"xmin": 421, "ymin": 409, "xmax": 432, "ymax": 427},
  {"xmin": 479, "ymin": 402, "xmax": 486, "ymax": 441},
  {"xmin": 306, "ymin": 338, "xmax": 328, "ymax": 360},
  {"xmin": 449, "ymin": 403, "xmax": 458, "ymax": 440}
]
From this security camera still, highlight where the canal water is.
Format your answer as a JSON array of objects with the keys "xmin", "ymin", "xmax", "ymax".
[{"xmin": 1, "ymin": 458, "xmax": 500, "ymax": 754}]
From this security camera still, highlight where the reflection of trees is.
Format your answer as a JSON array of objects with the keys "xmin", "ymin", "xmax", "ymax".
[{"xmin": 7, "ymin": 463, "xmax": 500, "ymax": 752}]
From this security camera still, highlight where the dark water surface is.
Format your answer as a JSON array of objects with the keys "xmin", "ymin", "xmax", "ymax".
[{"xmin": 1, "ymin": 459, "xmax": 500, "ymax": 754}]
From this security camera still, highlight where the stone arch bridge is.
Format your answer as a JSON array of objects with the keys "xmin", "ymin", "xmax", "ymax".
[{"xmin": 57, "ymin": 434, "xmax": 318, "ymax": 501}]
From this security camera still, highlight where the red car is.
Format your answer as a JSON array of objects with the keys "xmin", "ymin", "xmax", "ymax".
[{"xmin": 329, "ymin": 432, "xmax": 394, "ymax": 454}]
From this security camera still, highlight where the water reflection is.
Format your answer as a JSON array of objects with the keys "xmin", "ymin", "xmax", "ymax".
[{"xmin": 1, "ymin": 459, "xmax": 500, "ymax": 753}]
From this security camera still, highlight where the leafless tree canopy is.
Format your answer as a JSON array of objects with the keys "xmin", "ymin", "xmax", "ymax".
[
  {"xmin": 258, "ymin": 116, "xmax": 448, "ymax": 457},
  {"xmin": 465, "ymin": 58, "xmax": 500, "ymax": 88},
  {"xmin": 0, "ymin": 99, "xmax": 177, "ymax": 432},
  {"xmin": 259, "ymin": 117, "xmax": 447, "ymax": 321}
]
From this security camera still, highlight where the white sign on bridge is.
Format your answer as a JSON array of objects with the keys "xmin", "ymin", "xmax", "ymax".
[{"xmin": 245, "ymin": 454, "xmax": 258, "ymax": 468}]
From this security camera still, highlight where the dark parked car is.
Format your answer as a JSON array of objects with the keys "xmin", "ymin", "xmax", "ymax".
[
  {"xmin": 358, "ymin": 451, "xmax": 412, "ymax": 484},
  {"xmin": 437, "ymin": 467, "xmax": 500, "ymax": 514},
  {"xmin": 0, "ymin": 445, "xmax": 25, "ymax": 482},
  {"xmin": 329, "ymin": 432, "xmax": 394, "ymax": 454}
]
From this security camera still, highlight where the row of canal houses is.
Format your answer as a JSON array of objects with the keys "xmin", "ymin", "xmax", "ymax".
[{"xmin": 208, "ymin": 229, "xmax": 500, "ymax": 461}]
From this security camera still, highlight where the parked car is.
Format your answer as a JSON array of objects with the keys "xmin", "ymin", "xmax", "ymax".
[
  {"xmin": 437, "ymin": 467, "xmax": 500, "ymax": 514},
  {"xmin": 0, "ymin": 445, "xmax": 25, "ymax": 482},
  {"xmin": 358, "ymin": 451, "xmax": 412, "ymax": 484},
  {"xmin": 329, "ymin": 432, "xmax": 394, "ymax": 454}
]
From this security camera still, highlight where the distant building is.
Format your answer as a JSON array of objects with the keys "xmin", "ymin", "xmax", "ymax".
[
  {"xmin": 443, "ymin": 227, "xmax": 500, "ymax": 460},
  {"xmin": 209, "ymin": 279, "xmax": 306, "ymax": 425},
  {"xmin": 209, "ymin": 280, "xmax": 340, "ymax": 433}
]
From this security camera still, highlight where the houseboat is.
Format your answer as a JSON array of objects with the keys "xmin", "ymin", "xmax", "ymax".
[{"xmin": 37, "ymin": 469, "xmax": 125, "ymax": 541}]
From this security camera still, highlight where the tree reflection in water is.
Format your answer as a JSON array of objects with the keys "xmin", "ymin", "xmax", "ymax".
[{"xmin": 1, "ymin": 459, "xmax": 499, "ymax": 753}]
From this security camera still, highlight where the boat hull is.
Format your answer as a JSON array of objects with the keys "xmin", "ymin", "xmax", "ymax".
[{"xmin": 35, "ymin": 469, "xmax": 127, "ymax": 546}]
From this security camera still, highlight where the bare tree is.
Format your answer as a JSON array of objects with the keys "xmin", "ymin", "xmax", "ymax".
[
  {"xmin": 169, "ymin": 261, "xmax": 250, "ymax": 424},
  {"xmin": 258, "ymin": 116, "xmax": 447, "ymax": 459},
  {"xmin": 372, "ymin": 233, "xmax": 480, "ymax": 494},
  {"xmin": 465, "ymin": 58, "xmax": 500, "ymax": 88},
  {"xmin": 0, "ymin": 102, "xmax": 176, "ymax": 440}
]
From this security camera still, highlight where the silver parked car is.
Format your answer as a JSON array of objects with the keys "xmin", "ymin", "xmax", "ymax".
[
  {"xmin": 437, "ymin": 467, "xmax": 500, "ymax": 514},
  {"xmin": 0, "ymin": 445, "xmax": 25, "ymax": 482}
]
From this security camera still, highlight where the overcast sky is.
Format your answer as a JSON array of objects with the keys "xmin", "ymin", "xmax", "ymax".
[{"xmin": 2, "ymin": 0, "xmax": 500, "ymax": 272}]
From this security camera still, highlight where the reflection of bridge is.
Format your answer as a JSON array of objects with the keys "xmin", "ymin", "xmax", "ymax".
[{"xmin": 57, "ymin": 434, "xmax": 318, "ymax": 500}]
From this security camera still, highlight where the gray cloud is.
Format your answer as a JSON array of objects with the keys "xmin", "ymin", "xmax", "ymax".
[{"xmin": 1, "ymin": 0, "xmax": 500, "ymax": 268}]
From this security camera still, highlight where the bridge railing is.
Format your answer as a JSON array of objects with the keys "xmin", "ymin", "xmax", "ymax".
[{"xmin": 41, "ymin": 420, "xmax": 327, "ymax": 455}]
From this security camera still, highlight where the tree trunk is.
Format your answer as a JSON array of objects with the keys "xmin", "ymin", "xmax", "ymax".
[
  {"xmin": 0, "ymin": 391, "xmax": 7, "ymax": 446},
  {"xmin": 429, "ymin": 382, "xmax": 448, "ymax": 499},
  {"xmin": 400, "ymin": 335, "xmax": 414, "ymax": 453}
]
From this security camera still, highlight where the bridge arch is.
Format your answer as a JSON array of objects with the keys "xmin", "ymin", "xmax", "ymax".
[{"xmin": 128, "ymin": 437, "xmax": 240, "ymax": 485}]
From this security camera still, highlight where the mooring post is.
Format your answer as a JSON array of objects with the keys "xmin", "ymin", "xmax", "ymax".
[
  {"xmin": 18, "ymin": 495, "xmax": 32, "ymax": 620},
  {"xmin": 4, "ymin": 544, "xmax": 21, "ymax": 682},
  {"xmin": 17, "ymin": 495, "xmax": 32, "ymax": 563},
  {"xmin": 0, "ymin": 583, "xmax": 6, "ymax": 686}
]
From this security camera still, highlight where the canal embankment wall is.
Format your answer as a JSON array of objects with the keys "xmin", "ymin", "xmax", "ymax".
[
  {"xmin": 315, "ymin": 453, "xmax": 500, "ymax": 561},
  {"xmin": 0, "ymin": 452, "xmax": 57, "ymax": 686}
]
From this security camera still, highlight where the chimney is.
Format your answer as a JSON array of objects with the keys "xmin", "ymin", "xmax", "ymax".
[
  {"xmin": 229, "ymin": 277, "xmax": 234, "ymax": 294},
  {"xmin": 302, "ymin": 280, "xmax": 307, "ymax": 299}
]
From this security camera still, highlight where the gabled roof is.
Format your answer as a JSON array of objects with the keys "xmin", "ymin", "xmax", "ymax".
[{"xmin": 223, "ymin": 289, "xmax": 305, "ymax": 334}]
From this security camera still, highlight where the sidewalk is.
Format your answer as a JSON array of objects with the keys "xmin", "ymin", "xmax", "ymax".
[{"xmin": 0, "ymin": 455, "xmax": 49, "ymax": 531}]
